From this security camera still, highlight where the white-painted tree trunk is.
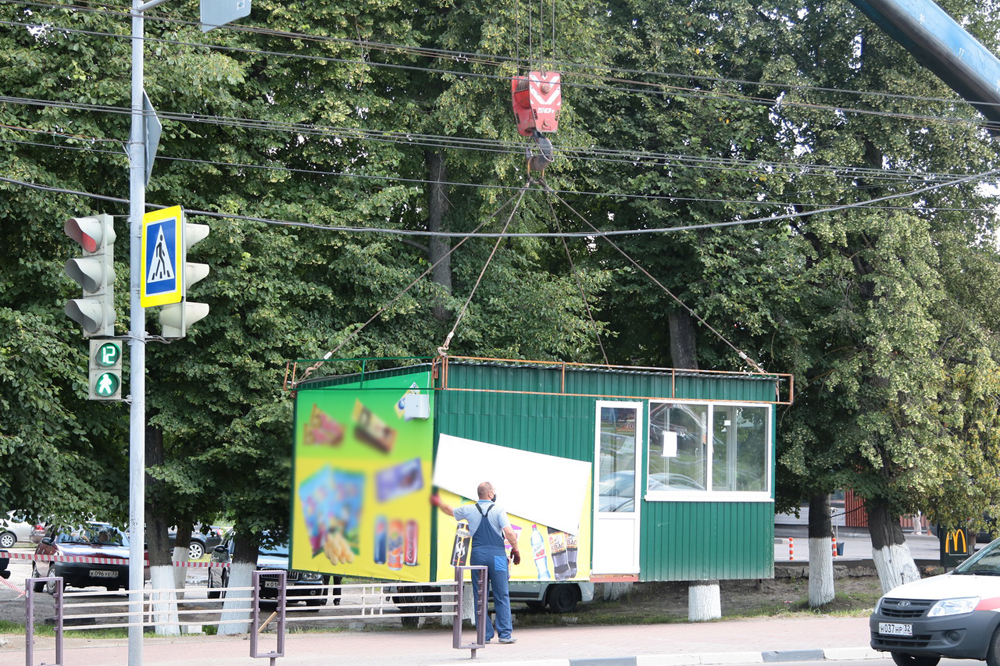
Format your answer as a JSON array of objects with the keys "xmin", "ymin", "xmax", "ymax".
[
  {"xmin": 873, "ymin": 542, "xmax": 920, "ymax": 593},
  {"xmin": 808, "ymin": 538, "xmax": 835, "ymax": 607},
  {"xmin": 441, "ymin": 582, "xmax": 475, "ymax": 627},
  {"xmin": 601, "ymin": 582, "xmax": 633, "ymax": 601},
  {"xmin": 688, "ymin": 581, "xmax": 721, "ymax": 621},
  {"xmin": 171, "ymin": 546, "xmax": 188, "ymax": 596},
  {"xmin": 148, "ymin": 565, "xmax": 180, "ymax": 636},
  {"xmin": 218, "ymin": 561, "xmax": 254, "ymax": 635}
]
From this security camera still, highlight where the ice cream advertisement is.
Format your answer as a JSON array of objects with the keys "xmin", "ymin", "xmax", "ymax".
[{"xmin": 292, "ymin": 371, "xmax": 434, "ymax": 581}]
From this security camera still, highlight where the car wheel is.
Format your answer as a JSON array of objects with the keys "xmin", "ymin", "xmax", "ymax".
[
  {"xmin": 890, "ymin": 653, "xmax": 940, "ymax": 666},
  {"xmin": 401, "ymin": 615, "xmax": 419, "ymax": 627},
  {"xmin": 0, "ymin": 532, "xmax": 15, "ymax": 548},
  {"xmin": 987, "ymin": 627, "xmax": 1000, "ymax": 666},
  {"xmin": 546, "ymin": 584, "xmax": 578, "ymax": 613},
  {"xmin": 188, "ymin": 541, "xmax": 205, "ymax": 560},
  {"xmin": 44, "ymin": 564, "xmax": 59, "ymax": 595},
  {"xmin": 31, "ymin": 565, "xmax": 45, "ymax": 593},
  {"xmin": 305, "ymin": 598, "xmax": 326, "ymax": 608}
]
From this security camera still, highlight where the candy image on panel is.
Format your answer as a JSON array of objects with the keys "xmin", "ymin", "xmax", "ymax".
[
  {"xmin": 303, "ymin": 404, "xmax": 345, "ymax": 446},
  {"xmin": 352, "ymin": 399, "xmax": 397, "ymax": 453},
  {"xmin": 375, "ymin": 457, "xmax": 424, "ymax": 503}
]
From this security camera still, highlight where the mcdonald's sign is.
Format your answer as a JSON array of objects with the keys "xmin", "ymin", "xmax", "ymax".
[{"xmin": 940, "ymin": 526, "xmax": 973, "ymax": 568}]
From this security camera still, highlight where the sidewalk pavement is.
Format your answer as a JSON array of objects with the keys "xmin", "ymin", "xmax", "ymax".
[{"xmin": 7, "ymin": 615, "xmax": 886, "ymax": 666}]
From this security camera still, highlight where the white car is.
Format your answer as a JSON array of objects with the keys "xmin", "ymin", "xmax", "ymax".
[
  {"xmin": 870, "ymin": 538, "xmax": 1000, "ymax": 666},
  {"xmin": 1, "ymin": 511, "xmax": 34, "ymax": 548}
]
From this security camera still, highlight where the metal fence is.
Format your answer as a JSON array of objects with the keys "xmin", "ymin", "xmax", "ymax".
[{"xmin": 25, "ymin": 566, "xmax": 489, "ymax": 666}]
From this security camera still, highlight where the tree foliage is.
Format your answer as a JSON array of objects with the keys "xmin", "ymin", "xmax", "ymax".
[{"xmin": 3, "ymin": 0, "xmax": 1000, "ymax": 578}]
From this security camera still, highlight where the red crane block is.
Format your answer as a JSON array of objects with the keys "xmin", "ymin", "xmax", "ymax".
[{"xmin": 511, "ymin": 71, "xmax": 562, "ymax": 137}]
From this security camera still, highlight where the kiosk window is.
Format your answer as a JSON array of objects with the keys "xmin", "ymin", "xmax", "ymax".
[{"xmin": 647, "ymin": 401, "xmax": 769, "ymax": 497}]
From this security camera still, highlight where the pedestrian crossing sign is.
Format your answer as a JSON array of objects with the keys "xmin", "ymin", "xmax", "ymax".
[{"xmin": 140, "ymin": 206, "xmax": 184, "ymax": 307}]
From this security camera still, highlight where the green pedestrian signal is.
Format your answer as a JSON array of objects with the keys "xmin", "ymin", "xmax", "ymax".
[{"xmin": 88, "ymin": 339, "xmax": 123, "ymax": 401}]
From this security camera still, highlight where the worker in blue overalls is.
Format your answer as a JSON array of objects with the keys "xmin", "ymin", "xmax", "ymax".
[{"xmin": 434, "ymin": 481, "xmax": 521, "ymax": 644}]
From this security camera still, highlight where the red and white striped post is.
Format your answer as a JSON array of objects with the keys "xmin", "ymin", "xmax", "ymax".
[
  {"xmin": 832, "ymin": 535, "xmax": 838, "ymax": 558},
  {"xmin": 788, "ymin": 536, "xmax": 794, "ymax": 561}
]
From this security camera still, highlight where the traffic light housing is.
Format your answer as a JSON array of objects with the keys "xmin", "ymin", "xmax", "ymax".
[
  {"xmin": 159, "ymin": 221, "xmax": 210, "ymax": 339},
  {"xmin": 65, "ymin": 214, "xmax": 116, "ymax": 337},
  {"xmin": 88, "ymin": 338, "xmax": 123, "ymax": 401}
]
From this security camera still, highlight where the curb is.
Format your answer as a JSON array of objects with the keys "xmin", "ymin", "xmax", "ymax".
[{"xmin": 436, "ymin": 648, "xmax": 891, "ymax": 666}]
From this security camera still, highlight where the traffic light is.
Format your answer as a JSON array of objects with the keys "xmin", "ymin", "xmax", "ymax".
[
  {"xmin": 159, "ymin": 221, "xmax": 210, "ymax": 339},
  {"xmin": 64, "ymin": 214, "xmax": 116, "ymax": 337},
  {"xmin": 89, "ymin": 338, "xmax": 123, "ymax": 401}
]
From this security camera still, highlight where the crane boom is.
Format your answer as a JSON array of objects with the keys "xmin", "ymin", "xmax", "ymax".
[{"xmin": 847, "ymin": 0, "xmax": 1000, "ymax": 132}]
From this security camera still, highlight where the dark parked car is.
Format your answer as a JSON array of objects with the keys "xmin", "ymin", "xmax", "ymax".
[
  {"xmin": 166, "ymin": 525, "xmax": 225, "ymax": 560},
  {"xmin": 32, "ymin": 523, "xmax": 135, "ymax": 593},
  {"xmin": 207, "ymin": 533, "xmax": 335, "ymax": 606}
]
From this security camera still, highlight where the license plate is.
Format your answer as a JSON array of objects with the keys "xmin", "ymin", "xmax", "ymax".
[
  {"xmin": 879, "ymin": 622, "xmax": 913, "ymax": 636},
  {"xmin": 89, "ymin": 570, "xmax": 118, "ymax": 578},
  {"xmin": 263, "ymin": 580, "xmax": 280, "ymax": 588}
]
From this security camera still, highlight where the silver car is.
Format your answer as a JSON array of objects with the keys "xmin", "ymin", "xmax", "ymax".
[{"xmin": 1, "ymin": 511, "xmax": 34, "ymax": 548}]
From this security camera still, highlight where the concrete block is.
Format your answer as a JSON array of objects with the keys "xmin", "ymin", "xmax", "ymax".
[
  {"xmin": 701, "ymin": 652, "xmax": 765, "ymax": 664},
  {"xmin": 762, "ymin": 649, "xmax": 826, "ymax": 662},
  {"xmin": 823, "ymin": 647, "xmax": 888, "ymax": 660},
  {"xmin": 636, "ymin": 655, "xmax": 703, "ymax": 666}
]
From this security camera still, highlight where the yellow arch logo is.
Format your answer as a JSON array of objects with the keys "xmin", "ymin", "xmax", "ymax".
[{"xmin": 945, "ymin": 529, "xmax": 968, "ymax": 554}]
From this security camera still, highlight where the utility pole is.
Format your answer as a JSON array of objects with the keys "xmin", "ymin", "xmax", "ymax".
[
  {"xmin": 128, "ymin": 1, "xmax": 148, "ymax": 663},
  {"xmin": 125, "ymin": 0, "xmax": 248, "ymax": 662}
]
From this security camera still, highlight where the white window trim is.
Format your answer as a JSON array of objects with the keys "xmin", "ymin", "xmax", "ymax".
[{"xmin": 645, "ymin": 399, "xmax": 772, "ymax": 501}]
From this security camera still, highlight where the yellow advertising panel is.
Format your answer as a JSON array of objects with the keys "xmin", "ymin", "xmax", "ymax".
[
  {"xmin": 433, "ymin": 487, "xmax": 592, "ymax": 582},
  {"xmin": 291, "ymin": 371, "xmax": 434, "ymax": 581}
]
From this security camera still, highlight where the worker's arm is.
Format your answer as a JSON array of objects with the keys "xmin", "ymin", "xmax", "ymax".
[
  {"xmin": 430, "ymin": 493, "xmax": 455, "ymax": 517},
  {"xmin": 503, "ymin": 525, "xmax": 521, "ymax": 564},
  {"xmin": 502, "ymin": 525, "xmax": 519, "ymax": 553}
]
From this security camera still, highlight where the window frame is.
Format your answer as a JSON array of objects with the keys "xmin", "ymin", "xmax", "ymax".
[{"xmin": 644, "ymin": 399, "xmax": 773, "ymax": 503}]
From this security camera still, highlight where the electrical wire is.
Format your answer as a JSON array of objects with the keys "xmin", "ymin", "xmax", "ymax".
[
  {"xmin": 1, "ymin": 168, "xmax": 995, "ymax": 239},
  {"xmin": 1, "ymin": 94, "xmax": 989, "ymax": 187},
  {"xmin": 3, "ymin": 136, "xmax": 992, "ymax": 213},
  {"xmin": 1, "ymin": 12, "xmax": 997, "ymax": 133},
  {"xmin": 6, "ymin": 0, "xmax": 999, "ymax": 116}
]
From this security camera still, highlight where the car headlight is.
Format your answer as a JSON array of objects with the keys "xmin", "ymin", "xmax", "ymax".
[
  {"xmin": 928, "ymin": 597, "xmax": 980, "ymax": 617},
  {"xmin": 298, "ymin": 571, "xmax": 322, "ymax": 582}
]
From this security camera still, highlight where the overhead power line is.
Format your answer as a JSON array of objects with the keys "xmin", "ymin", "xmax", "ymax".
[
  {"xmin": 2, "ymin": 134, "xmax": 994, "ymax": 214},
  {"xmin": 1, "ymin": 94, "xmax": 989, "ymax": 187},
  {"xmin": 6, "ymin": 0, "xmax": 999, "ymax": 116},
  {"xmin": 0, "ymin": 12, "xmax": 996, "ymax": 134},
  {"xmin": 1, "ymin": 168, "xmax": 995, "ymax": 238}
]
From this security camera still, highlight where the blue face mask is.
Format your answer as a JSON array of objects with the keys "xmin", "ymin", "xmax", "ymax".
[{"xmin": 492, "ymin": 494, "xmax": 497, "ymax": 502}]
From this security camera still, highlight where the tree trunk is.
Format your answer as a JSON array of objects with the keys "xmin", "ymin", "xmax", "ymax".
[
  {"xmin": 218, "ymin": 530, "xmax": 256, "ymax": 635},
  {"xmin": 688, "ymin": 580, "xmax": 721, "ymax": 621},
  {"xmin": 808, "ymin": 493, "xmax": 835, "ymax": 607},
  {"xmin": 426, "ymin": 151, "xmax": 452, "ymax": 323},
  {"xmin": 601, "ymin": 581, "xmax": 633, "ymax": 601},
  {"xmin": 868, "ymin": 499, "xmax": 920, "ymax": 593},
  {"xmin": 172, "ymin": 519, "xmax": 193, "ymax": 593},
  {"xmin": 145, "ymin": 425, "xmax": 180, "ymax": 636},
  {"xmin": 668, "ymin": 310, "xmax": 698, "ymax": 369}
]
